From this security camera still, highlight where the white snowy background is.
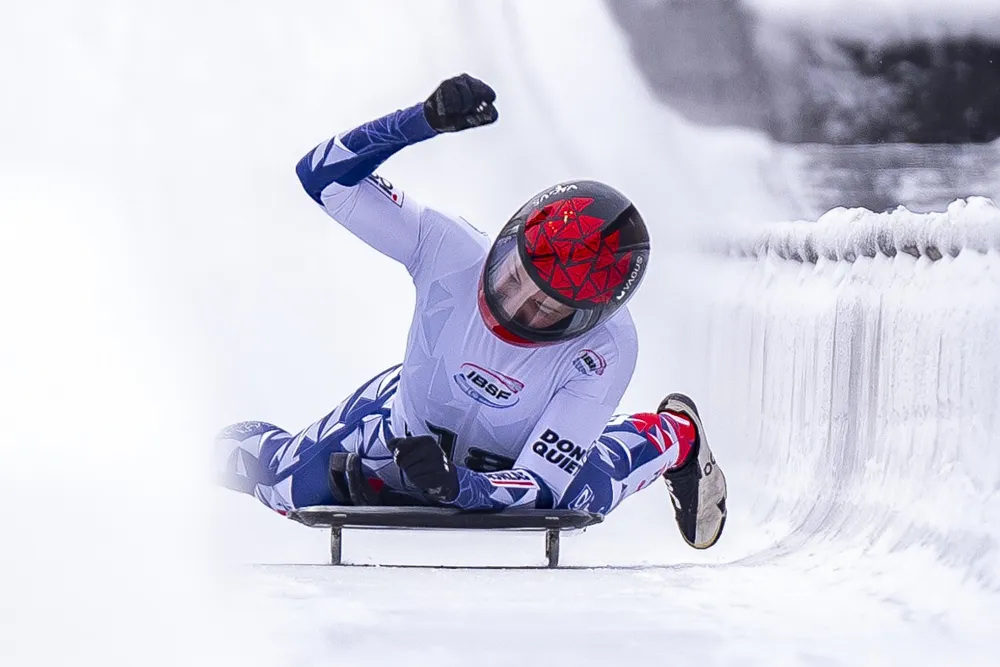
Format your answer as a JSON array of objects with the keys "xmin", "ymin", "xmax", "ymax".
[{"xmin": 1, "ymin": 1, "xmax": 998, "ymax": 666}]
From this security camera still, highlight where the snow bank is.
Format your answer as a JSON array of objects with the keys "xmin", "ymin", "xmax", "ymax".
[
  {"xmin": 718, "ymin": 196, "xmax": 1000, "ymax": 261},
  {"xmin": 669, "ymin": 197, "xmax": 1000, "ymax": 590}
]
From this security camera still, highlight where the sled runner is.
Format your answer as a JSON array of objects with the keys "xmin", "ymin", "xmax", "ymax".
[{"xmin": 288, "ymin": 506, "xmax": 603, "ymax": 568}]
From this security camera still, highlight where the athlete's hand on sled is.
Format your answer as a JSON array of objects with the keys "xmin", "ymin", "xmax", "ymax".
[
  {"xmin": 423, "ymin": 73, "xmax": 498, "ymax": 133},
  {"xmin": 387, "ymin": 435, "xmax": 459, "ymax": 503}
]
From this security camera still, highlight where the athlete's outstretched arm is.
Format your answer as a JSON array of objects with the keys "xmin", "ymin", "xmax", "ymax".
[{"xmin": 294, "ymin": 74, "xmax": 497, "ymax": 270}]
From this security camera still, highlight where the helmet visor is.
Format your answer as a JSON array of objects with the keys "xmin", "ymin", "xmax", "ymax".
[{"xmin": 482, "ymin": 232, "xmax": 603, "ymax": 343}]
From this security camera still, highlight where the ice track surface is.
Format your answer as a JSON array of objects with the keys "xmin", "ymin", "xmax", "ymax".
[{"xmin": 3, "ymin": 1, "xmax": 998, "ymax": 666}]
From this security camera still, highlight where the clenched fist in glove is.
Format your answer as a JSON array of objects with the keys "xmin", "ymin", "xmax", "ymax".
[
  {"xmin": 388, "ymin": 435, "xmax": 459, "ymax": 503},
  {"xmin": 423, "ymin": 73, "xmax": 499, "ymax": 133}
]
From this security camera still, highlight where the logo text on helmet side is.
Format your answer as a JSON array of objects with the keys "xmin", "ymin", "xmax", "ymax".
[
  {"xmin": 530, "ymin": 183, "xmax": 578, "ymax": 208},
  {"xmin": 614, "ymin": 253, "xmax": 645, "ymax": 301}
]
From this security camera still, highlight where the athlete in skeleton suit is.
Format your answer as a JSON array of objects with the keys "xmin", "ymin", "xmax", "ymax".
[{"xmin": 216, "ymin": 74, "xmax": 728, "ymax": 549}]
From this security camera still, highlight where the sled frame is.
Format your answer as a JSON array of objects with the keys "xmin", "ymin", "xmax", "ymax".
[{"xmin": 288, "ymin": 506, "xmax": 603, "ymax": 568}]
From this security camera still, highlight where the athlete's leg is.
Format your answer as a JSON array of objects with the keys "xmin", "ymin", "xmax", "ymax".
[
  {"xmin": 558, "ymin": 411, "xmax": 695, "ymax": 515},
  {"xmin": 214, "ymin": 365, "xmax": 418, "ymax": 513},
  {"xmin": 559, "ymin": 395, "xmax": 728, "ymax": 549},
  {"xmin": 215, "ymin": 420, "xmax": 294, "ymax": 511}
]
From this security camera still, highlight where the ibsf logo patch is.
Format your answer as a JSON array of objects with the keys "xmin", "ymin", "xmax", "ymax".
[
  {"xmin": 365, "ymin": 173, "xmax": 404, "ymax": 207},
  {"xmin": 573, "ymin": 349, "xmax": 607, "ymax": 376},
  {"xmin": 454, "ymin": 363, "xmax": 523, "ymax": 409}
]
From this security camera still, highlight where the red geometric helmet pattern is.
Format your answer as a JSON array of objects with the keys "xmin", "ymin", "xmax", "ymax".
[{"xmin": 522, "ymin": 197, "xmax": 633, "ymax": 304}]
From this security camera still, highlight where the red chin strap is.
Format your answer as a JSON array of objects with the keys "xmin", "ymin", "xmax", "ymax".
[{"xmin": 477, "ymin": 285, "xmax": 545, "ymax": 348}]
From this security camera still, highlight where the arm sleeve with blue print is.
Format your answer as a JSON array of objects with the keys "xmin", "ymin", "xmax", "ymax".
[
  {"xmin": 294, "ymin": 104, "xmax": 434, "ymax": 275},
  {"xmin": 443, "ymin": 330, "xmax": 639, "ymax": 511},
  {"xmin": 295, "ymin": 105, "xmax": 489, "ymax": 279}
]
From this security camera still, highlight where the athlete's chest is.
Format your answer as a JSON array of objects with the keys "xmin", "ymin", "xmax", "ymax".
[
  {"xmin": 425, "ymin": 302, "xmax": 567, "ymax": 417},
  {"xmin": 403, "ymin": 272, "xmax": 570, "ymax": 423},
  {"xmin": 401, "ymin": 343, "xmax": 565, "ymax": 472}
]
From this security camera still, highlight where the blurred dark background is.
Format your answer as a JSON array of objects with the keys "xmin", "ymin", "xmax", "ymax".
[{"xmin": 605, "ymin": 0, "xmax": 1000, "ymax": 216}]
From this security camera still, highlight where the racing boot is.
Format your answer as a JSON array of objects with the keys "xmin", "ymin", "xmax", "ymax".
[{"xmin": 659, "ymin": 393, "xmax": 727, "ymax": 549}]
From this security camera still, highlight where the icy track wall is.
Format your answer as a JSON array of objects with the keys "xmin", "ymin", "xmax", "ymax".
[{"xmin": 677, "ymin": 197, "xmax": 1000, "ymax": 586}]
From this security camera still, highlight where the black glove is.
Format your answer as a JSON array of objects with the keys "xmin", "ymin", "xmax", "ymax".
[
  {"xmin": 387, "ymin": 435, "xmax": 459, "ymax": 503},
  {"xmin": 423, "ymin": 73, "xmax": 499, "ymax": 133}
]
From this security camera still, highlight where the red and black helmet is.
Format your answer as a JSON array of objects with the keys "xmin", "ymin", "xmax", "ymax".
[{"xmin": 478, "ymin": 180, "xmax": 650, "ymax": 347}]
